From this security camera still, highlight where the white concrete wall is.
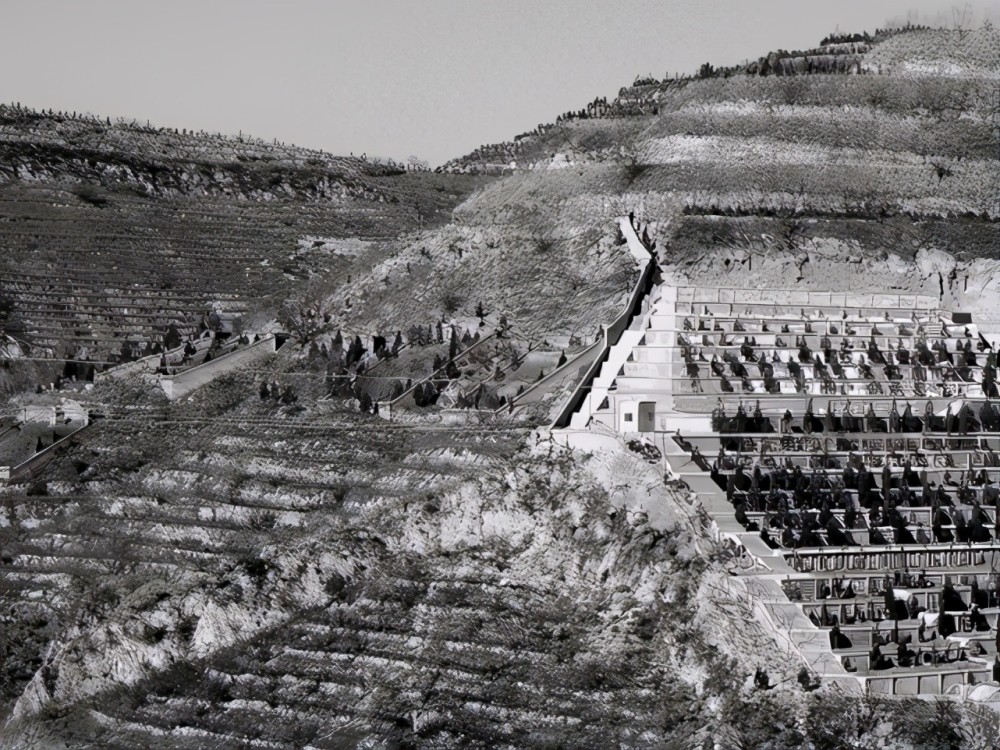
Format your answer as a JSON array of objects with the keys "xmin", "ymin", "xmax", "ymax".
[
  {"xmin": 644, "ymin": 331, "xmax": 674, "ymax": 345},
  {"xmin": 160, "ymin": 335, "xmax": 276, "ymax": 400},
  {"xmin": 622, "ymin": 362, "xmax": 674, "ymax": 378},
  {"xmin": 95, "ymin": 336, "xmax": 214, "ymax": 383},
  {"xmin": 678, "ymin": 286, "xmax": 939, "ymax": 311},
  {"xmin": 632, "ymin": 347, "xmax": 672, "ymax": 363}
]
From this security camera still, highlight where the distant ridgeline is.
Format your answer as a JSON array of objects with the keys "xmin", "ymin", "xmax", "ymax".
[
  {"xmin": 0, "ymin": 103, "xmax": 412, "ymax": 202},
  {"xmin": 438, "ymin": 24, "xmax": 1000, "ymax": 175}
]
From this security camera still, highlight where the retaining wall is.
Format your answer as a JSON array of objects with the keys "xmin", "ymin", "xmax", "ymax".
[
  {"xmin": 160, "ymin": 335, "xmax": 277, "ymax": 400},
  {"xmin": 6, "ymin": 423, "xmax": 95, "ymax": 484},
  {"xmin": 95, "ymin": 336, "xmax": 215, "ymax": 383}
]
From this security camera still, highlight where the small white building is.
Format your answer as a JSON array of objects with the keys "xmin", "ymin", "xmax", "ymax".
[{"xmin": 619, "ymin": 400, "xmax": 656, "ymax": 432}]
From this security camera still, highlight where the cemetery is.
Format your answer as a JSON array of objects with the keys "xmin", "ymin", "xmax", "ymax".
[{"xmin": 556, "ymin": 213, "xmax": 1000, "ymax": 696}]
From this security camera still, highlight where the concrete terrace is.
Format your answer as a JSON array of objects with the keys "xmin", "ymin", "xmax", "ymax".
[{"xmin": 555, "ymin": 251, "xmax": 1000, "ymax": 697}]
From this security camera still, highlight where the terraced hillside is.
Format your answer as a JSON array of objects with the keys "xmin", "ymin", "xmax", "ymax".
[
  {"xmin": 340, "ymin": 28, "xmax": 998, "ymax": 402},
  {"xmin": 5, "ymin": 375, "xmax": 999, "ymax": 747},
  {"xmin": 443, "ymin": 26, "xmax": 998, "ymax": 280},
  {"xmin": 318, "ymin": 26, "xmax": 999, "ymax": 429},
  {"xmin": 2, "ymin": 22, "xmax": 1000, "ymax": 749},
  {"xmin": 0, "ymin": 107, "xmax": 486, "ymax": 387},
  {"xmin": 0, "ymin": 361, "xmax": 806, "ymax": 748}
]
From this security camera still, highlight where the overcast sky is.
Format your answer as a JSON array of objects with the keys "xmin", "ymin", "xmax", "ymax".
[{"xmin": 2, "ymin": 1, "xmax": 995, "ymax": 165}]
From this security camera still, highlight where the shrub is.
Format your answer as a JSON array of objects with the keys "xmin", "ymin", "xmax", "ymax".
[
  {"xmin": 240, "ymin": 555, "xmax": 272, "ymax": 581},
  {"xmin": 441, "ymin": 291, "xmax": 462, "ymax": 314},
  {"xmin": 246, "ymin": 509, "xmax": 277, "ymax": 531},
  {"xmin": 73, "ymin": 184, "xmax": 108, "ymax": 206}
]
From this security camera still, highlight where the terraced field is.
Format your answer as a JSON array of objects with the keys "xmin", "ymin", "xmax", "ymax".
[
  {"xmin": 443, "ymin": 27, "xmax": 998, "ymax": 270},
  {"xmin": 0, "ymin": 363, "xmax": 800, "ymax": 748},
  {"xmin": 0, "ymin": 108, "xmax": 487, "ymax": 385}
]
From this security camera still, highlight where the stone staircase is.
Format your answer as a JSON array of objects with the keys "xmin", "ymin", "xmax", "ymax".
[{"xmin": 569, "ymin": 304, "xmax": 654, "ymax": 429}]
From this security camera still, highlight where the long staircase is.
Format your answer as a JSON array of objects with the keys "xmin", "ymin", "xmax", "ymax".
[
  {"xmin": 569, "ymin": 307, "xmax": 654, "ymax": 429},
  {"xmin": 557, "ymin": 216, "xmax": 656, "ymax": 432}
]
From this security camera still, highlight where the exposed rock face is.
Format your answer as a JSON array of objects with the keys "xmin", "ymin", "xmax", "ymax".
[
  {"xmin": 0, "ymin": 394, "xmax": 795, "ymax": 747},
  {"xmin": 672, "ymin": 239, "xmax": 1000, "ymax": 340}
]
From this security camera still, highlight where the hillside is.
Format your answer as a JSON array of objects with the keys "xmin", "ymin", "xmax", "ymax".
[
  {"xmin": 442, "ymin": 27, "xmax": 998, "ymax": 270},
  {"xmin": 0, "ymin": 371, "xmax": 788, "ymax": 747},
  {"xmin": 1, "ymin": 23, "xmax": 999, "ymax": 749},
  {"xmin": 0, "ymin": 106, "xmax": 487, "ymax": 393},
  {"xmin": 318, "ymin": 24, "xmax": 998, "ymax": 422}
]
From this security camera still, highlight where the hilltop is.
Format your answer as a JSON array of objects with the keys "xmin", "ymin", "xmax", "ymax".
[{"xmin": 424, "ymin": 25, "xmax": 998, "ymax": 338}]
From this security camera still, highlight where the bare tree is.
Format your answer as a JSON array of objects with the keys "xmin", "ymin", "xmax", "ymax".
[
  {"xmin": 952, "ymin": 2, "xmax": 973, "ymax": 39},
  {"xmin": 277, "ymin": 279, "xmax": 339, "ymax": 344},
  {"xmin": 407, "ymin": 155, "xmax": 429, "ymax": 172},
  {"xmin": 610, "ymin": 119, "xmax": 648, "ymax": 184}
]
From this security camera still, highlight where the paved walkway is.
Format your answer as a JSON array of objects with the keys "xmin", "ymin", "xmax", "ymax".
[{"xmin": 566, "ymin": 216, "xmax": 654, "ymax": 429}]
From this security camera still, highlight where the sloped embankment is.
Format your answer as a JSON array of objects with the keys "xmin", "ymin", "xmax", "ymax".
[{"xmin": 0, "ymin": 368, "xmax": 795, "ymax": 747}]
